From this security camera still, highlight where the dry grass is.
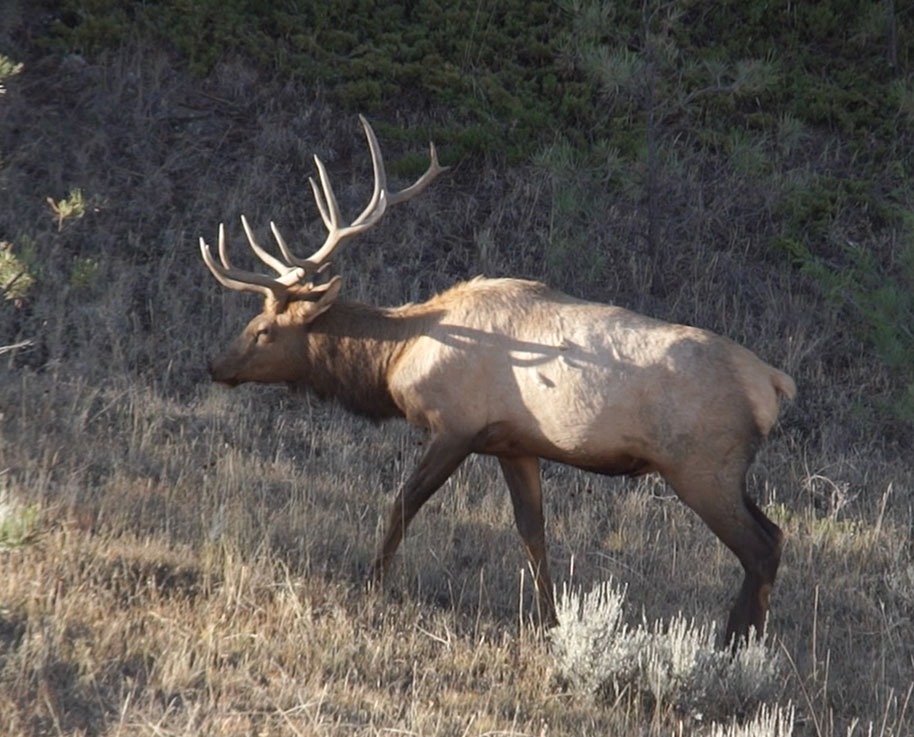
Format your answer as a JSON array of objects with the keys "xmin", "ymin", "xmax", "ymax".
[{"xmin": 1, "ymin": 43, "xmax": 913, "ymax": 736}]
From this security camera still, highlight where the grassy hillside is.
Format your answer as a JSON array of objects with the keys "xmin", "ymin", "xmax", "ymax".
[
  {"xmin": 1, "ymin": 1, "xmax": 913, "ymax": 735},
  {"xmin": 24, "ymin": 0, "xmax": 914, "ymax": 432}
]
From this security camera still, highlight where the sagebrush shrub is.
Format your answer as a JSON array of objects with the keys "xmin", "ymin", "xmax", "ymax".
[
  {"xmin": 550, "ymin": 579, "xmax": 646, "ymax": 695},
  {"xmin": 708, "ymin": 703, "xmax": 795, "ymax": 737},
  {"xmin": 550, "ymin": 579, "xmax": 783, "ymax": 723}
]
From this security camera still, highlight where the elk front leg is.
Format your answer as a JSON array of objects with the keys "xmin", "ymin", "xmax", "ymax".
[
  {"xmin": 371, "ymin": 434, "xmax": 471, "ymax": 582},
  {"xmin": 498, "ymin": 455, "xmax": 557, "ymax": 627}
]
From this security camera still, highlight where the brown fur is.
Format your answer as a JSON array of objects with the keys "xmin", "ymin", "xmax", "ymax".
[
  {"xmin": 208, "ymin": 276, "xmax": 796, "ymax": 644},
  {"xmin": 285, "ymin": 300, "xmax": 441, "ymax": 420}
]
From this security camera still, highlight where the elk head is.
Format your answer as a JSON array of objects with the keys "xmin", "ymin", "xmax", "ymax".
[{"xmin": 199, "ymin": 115, "xmax": 447, "ymax": 386}]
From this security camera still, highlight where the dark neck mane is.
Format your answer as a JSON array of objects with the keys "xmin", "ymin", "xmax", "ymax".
[{"xmin": 292, "ymin": 300, "xmax": 432, "ymax": 421}]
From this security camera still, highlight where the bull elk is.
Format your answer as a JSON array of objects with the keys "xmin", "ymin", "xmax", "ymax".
[{"xmin": 200, "ymin": 115, "xmax": 796, "ymax": 644}]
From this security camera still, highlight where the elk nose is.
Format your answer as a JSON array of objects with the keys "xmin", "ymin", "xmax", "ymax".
[{"xmin": 208, "ymin": 363, "xmax": 238, "ymax": 387}]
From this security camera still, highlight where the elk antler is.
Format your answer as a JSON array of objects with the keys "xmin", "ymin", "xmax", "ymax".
[{"xmin": 200, "ymin": 115, "xmax": 447, "ymax": 305}]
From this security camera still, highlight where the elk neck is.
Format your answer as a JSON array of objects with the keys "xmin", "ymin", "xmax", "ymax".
[{"xmin": 288, "ymin": 298, "xmax": 432, "ymax": 422}]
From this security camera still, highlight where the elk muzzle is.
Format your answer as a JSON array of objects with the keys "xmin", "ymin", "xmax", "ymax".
[{"xmin": 208, "ymin": 359, "xmax": 240, "ymax": 387}]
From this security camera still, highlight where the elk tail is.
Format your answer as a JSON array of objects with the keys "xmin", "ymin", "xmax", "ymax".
[{"xmin": 771, "ymin": 369, "xmax": 797, "ymax": 401}]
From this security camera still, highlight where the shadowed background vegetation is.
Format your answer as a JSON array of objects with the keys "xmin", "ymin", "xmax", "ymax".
[{"xmin": 1, "ymin": 1, "xmax": 913, "ymax": 735}]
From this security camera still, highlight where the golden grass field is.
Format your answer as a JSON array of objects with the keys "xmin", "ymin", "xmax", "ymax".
[{"xmin": 1, "ymin": 43, "xmax": 913, "ymax": 736}]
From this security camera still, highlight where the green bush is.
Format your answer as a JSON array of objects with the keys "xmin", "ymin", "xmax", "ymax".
[
  {"xmin": 0, "ymin": 481, "xmax": 41, "ymax": 550},
  {"xmin": 43, "ymin": 0, "xmax": 583, "ymax": 162},
  {"xmin": 778, "ymin": 227, "xmax": 914, "ymax": 424},
  {"xmin": 0, "ymin": 53, "xmax": 23, "ymax": 92},
  {"xmin": 39, "ymin": 1, "xmax": 913, "ymax": 162},
  {"xmin": 0, "ymin": 242, "xmax": 34, "ymax": 303},
  {"xmin": 774, "ymin": 168, "xmax": 914, "ymax": 424}
]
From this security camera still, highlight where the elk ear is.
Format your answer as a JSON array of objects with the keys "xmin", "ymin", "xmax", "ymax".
[{"xmin": 290, "ymin": 275, "xmax": 343, "ymax": 324}]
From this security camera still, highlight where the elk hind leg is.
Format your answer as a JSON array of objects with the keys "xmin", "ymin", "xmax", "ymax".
[
  {"xmin": 670, "ymin": 472, "xmax": 783, "ymax": 646},
  {"xmin": 726, "ymin": 496, "xmax": 783, "ymax": 642},
  {"xmin": 498, "ymin": 455, "xmax": 557, "ymax": 627}
]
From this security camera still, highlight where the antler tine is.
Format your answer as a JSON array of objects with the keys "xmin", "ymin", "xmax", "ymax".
[
  {"xmin": 311, "ymin": 154, "xmax": 343, "ymax": 232},
  {"xmin": 352, "ymin": 113, "xmax": 388, "ymax": 224},
  {"xmin": 308, "ymin": 172, "xmax": 333, "ymax": 232},
  {"xmin": 387, "ymin": 140, "xmax": 448, "ymax": 205},
  {"xmin": 275, "ymin": 115, "xmax": 445, "ymax": 275},
  {"xmin": 215, "ymin": 221, "xmax": 235, "ymax": 270},
  {"xmin": 241, "ymin": 214, "xmax": 302, "ymax": 280},
  {"xmin": 223, "ymin": 220, "xmax": 304, "ymax": 288},
  {"xmin": 269, "ymin": 221, "xmax": 332, "ymax": 275},
  {"xmin": 199, "ymin": 224, "xmax": 290, "ymax": 303}
]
